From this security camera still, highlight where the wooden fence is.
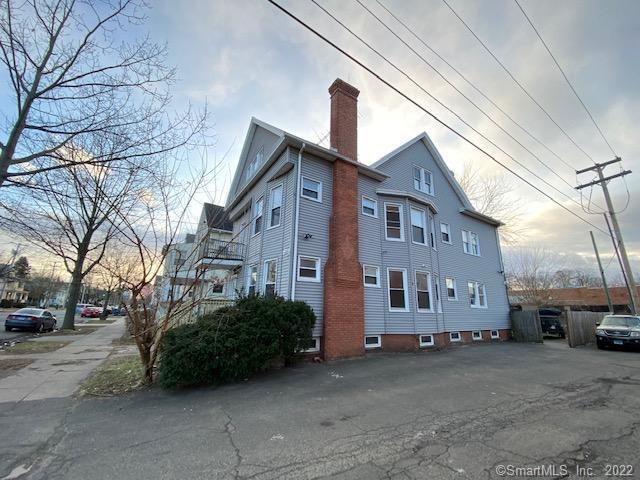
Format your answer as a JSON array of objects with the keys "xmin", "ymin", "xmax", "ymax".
[
  {"xmin": 566, "ymin": 310, "xmax": 607, "ymax": 348},
  {"xmin": 510, "ymin": 310, "xmax": 543, "ymax": 343}
]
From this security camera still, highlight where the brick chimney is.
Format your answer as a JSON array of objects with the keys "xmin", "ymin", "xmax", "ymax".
[{"xmin": 323, "ymin": 79, "xmax": 365, "ymax": 360}]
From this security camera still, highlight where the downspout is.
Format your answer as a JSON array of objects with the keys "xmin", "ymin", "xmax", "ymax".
[{"xmin": 290, "ymin": 142, "xmax": 306, "ymax": 300}]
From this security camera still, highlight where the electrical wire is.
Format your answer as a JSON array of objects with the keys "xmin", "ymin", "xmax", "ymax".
[
  {"xmin": 441, "ymin": 0, "xmax": 595, "ymax": 163},
  {"xmin": 263, "ymin": 0, "xmax": 612, "ymax": 237},
  {"xmin": 514, "ymin": 0, "xmax": 617, "ymax": 158},
  {"xmin": 309, "ymin": 0, "xmax": 596, "ymax": 214}
]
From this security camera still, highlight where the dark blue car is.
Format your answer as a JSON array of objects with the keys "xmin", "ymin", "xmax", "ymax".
[{"xmin": 5, "ymin": 308, "xmax": 57, "ymax": 333}]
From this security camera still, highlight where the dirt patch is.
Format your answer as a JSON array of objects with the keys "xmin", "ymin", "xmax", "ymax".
[
  {"xmin": 0, "ymin": 341, "xmax": 71, "ymax": 355},
  {"xmin": 79, "ymin": 355, "xmax": 145, "ymax": 396},
  {"xmin": 84, "ymin": 319, "xmax": 116, "ymax": 325},
  {"xmin": 112, "ymin": 334, "xmax": 135, "ymax": 346},
  {"xmin": 45, "ymin": 326, "xmax": 100, "ymax": 336},
  {"xmin": 0, "ymin": 358, "xmax": 34, "ymax": 378}
]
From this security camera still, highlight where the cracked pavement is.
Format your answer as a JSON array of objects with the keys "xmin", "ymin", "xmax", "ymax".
[{"xmin": 1, "ymin": 339, "xmax": 638, "ymax": 479}]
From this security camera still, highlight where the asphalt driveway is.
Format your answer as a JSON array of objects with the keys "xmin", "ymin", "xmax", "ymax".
[{"xmin": 2, "ymin": 340, "xmax": 639, "ymax": 479}]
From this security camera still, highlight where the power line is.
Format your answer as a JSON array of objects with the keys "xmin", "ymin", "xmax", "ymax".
[
  {"xmin": 513, "ymin": 0, "xmax": 617, "ymax": 158},
  {"xmin": 441, "ymin": 0, "xmax": 595, "ymax": 163},
  {"xmin": 263, "ymin": 0, "xmax": 611, "ymax": 237},
  {"xmin": 308, "ymin": 0, "xmax": 597, "ymax": 214},
  {"xmin": 354, "ymin": 0, "xmax": 590, "ymax": 200}
]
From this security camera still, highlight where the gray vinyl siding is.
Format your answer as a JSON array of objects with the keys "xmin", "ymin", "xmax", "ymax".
[
  {"xmin": 374, "ymin": 140, "xmax": 510, "ymax": 333},
  {"xmin": 236, "ymin": 126, "xmax": 281, "ymax": 194},
  {"xmin": 294, "ymin": 151, "xmax": 332, "ymax": 337},
  {"xmin": 235, "ymin": 149, "xmax": 295, "ymax": 300}
]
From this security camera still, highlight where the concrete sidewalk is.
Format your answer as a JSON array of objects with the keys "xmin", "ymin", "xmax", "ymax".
[{"xmin": 0, "ymin": 319, "xmax": 125, "ymax": 403}]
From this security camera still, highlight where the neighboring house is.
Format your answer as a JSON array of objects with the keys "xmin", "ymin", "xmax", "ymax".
[
  {"xmin": 160, "ymin": 203, "xmax": 235, "ymax": 305},
  {"xmin": 0, "ymin": 277, "xmax": 29, "ymax": 306},
  {"xmin": 209, "ymin": 78, "xmax": 510, "ymax": 359},
  {"xmin": 511, "ymin": 286, "xmax": 640, "ymax": 314}
]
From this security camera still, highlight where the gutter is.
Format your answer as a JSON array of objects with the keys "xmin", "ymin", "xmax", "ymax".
[{"xmin": 290, "ymin": 143, "xmax": 306, "ymax": 300}]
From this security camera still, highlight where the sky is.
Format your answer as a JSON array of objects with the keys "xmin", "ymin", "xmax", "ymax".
[{"xmin": 1, "ymin": 0, "xmax": 639, "ymax": 281}]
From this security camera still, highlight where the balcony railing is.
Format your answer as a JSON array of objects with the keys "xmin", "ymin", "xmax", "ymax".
[{"xmin": 200, "ymin": 238, "xmax": 245, "ymax": 262}]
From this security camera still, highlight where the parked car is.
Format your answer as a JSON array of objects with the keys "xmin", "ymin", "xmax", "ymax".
[
  {"xmin": 539, "ymin": 308, "xmax": 565, "ymax": 338},
  {"xmin": 596, "ymin": 315, "xmax": 640, "ymax": 350},
  {"xmin": 75, "ymin": 303, "xmax": 94, "ymax": 314},
  {"xmin": 5, "ymin": 308, "xmax": 57, "ymax": 333},
  {"xmin": 81, "ymin": 306, "xmax": 102, "ymax": 318}
]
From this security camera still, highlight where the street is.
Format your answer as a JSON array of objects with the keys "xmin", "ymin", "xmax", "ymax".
[
  {"xmin": 0, "ymin": 309, "xmax": 73, "ymax": 342},
  {"xmin": 1, "ymin": 340, "xmax": 638, "ymax": 479}
]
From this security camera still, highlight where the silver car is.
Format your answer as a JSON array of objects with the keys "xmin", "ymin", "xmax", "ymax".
[{"xmin": 595, "ymin": 315, "xmax": 640, "ymax": 350}]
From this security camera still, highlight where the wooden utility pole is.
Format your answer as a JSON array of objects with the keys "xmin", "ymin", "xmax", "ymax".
[
  {"xmin": 589, "ymin": 231, "xmax": 613, "ymax": 312},
  {"xmin": 577, "ymin": 157, "xmax": 637, "ymax": 314}
]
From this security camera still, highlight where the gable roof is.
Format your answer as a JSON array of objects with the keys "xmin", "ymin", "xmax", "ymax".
[
  {"xmin": 372, "ymin": 132, "xmax": 502, "ymax": 226},
  {"xmin": 203, "ymin": 203, "xmax": 233, "ymax": 231}
]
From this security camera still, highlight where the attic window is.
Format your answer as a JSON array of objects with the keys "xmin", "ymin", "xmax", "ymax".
[
  {"xmin": 413, "ymin": 166, "xmax": 433, "ymax": 195},
  {"xmin": 246, "ymin": 146, "xmax": 265, "ymax": 181}
]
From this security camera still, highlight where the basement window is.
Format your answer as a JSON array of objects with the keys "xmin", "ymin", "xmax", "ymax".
[
  {"xmin": 491, "ymin": 330, "xmax": 500, "ymax": 339},
  {"xmin": 303, "ymin": 337, "xmax": 320, "ymax": 353},
  {"xmin": 419, "ymin": 334, "xmax": 434, "ymax": 347},
  {"xmin": 472, "ymin": 330, "xmax": 483, "ymax": 341},
  {"xmin": 449, "ymin": 331, "xmax": 461, "ymax": 342},
  {"xmin": 364, "ymin": 335, "xmax": 381, "ymax": 349}
]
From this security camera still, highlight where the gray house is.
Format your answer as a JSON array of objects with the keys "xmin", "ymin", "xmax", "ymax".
[{"xmin": 210, "ymin": 79, "xmax": 510, "ymax": 359}]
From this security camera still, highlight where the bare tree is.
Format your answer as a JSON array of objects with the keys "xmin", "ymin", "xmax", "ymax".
[
  {"xmin": 504, "ymin": 246, "xmax": 560, "ymax": 307},
  {"xmin": 0, "ymin": 131, "xmax": 158, "ymax": 329},
  {"xmin": 0, "ymin": 0, "xmax": 204, "ymax": 187},
  {"xmin": 552, "ymin": 269, "xmax": 603, "ymax": 288},
  {"xmin": 457, "ymin": 162, "xmax": 524, "ymax": 245}
]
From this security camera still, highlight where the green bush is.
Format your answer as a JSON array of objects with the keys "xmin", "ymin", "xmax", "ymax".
[{"xmin": 158, "ymin": 295, "xmax": 315, "ymax": 389}]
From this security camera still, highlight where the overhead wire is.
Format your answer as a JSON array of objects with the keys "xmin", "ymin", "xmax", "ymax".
[{"xmin": 263, "ymin": 0, "xmax": 612, "ymax": 237}]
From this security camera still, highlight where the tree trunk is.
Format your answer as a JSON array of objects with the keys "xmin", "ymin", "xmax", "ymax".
[
  {"xmin": 63, "ymin": 270, "xmax": 83, "ymax": 330},
  {"xmin": 100, "ymin": 290, "xmax": 111, "ymax": 320}
]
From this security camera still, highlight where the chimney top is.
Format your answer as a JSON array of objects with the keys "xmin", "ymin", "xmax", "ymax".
[{"xmin": 328, "ymin": 78, "xmax": 360, "ymax": 100}]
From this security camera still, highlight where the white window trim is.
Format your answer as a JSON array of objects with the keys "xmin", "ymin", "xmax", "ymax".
[
  {"xmin": 445, "ymin": 277, "xmax": 458, "ymax": 301},
  {"xmin": 362, "ymin": 264, "xmax": 381, "ymax": 288},
  {"xmin": 361, "ymin": 195, "xmax": 378, "ymax": 218},
  {"xmin": 297, "ymin": 256, "xmax": 321, "ymax": 283},
  {"xmin": 301, "ymin": 176, "xmax": 322, "ymax": 203},
  {"xmin": 267, "ymin": 183, "xmax": 283, "ymax": 230},
  {"xmin": 263, "ymin": 258, "xmax": 278, "ymax": 293},
  {"xmin": 462, "ymin": 229, "xmax": 481, "ymax": 256},
  {"xmin": 419, "ymin": 334, "xmax": 434, "ymax": 347},
  {"xmin": 384, "ymin": 202, "xmax": 405, "ymax": 242},
  {"xmin": 440, "ymin": 222, "xmax": 452, "ymax": 244},
  {"xmin": 414, "ymin": 270, "xmax": 433, "ymax": 313},
  {"xmin": 247, "ymin": 265, "xmax": 258, "ymax": 295},
  {"xmin": 303, "ymin": 337, "xmax": 320, "ymax": 352},
  {"xmin": 469, "ymin": 281, "xmax": 489, "ymax": 309},
  {"xmin": 364, "ymin": 335, "xmax": 382, "ymax": 349},
  {"xmin": 413, "ymin": 165, "xmax": 434, "ymax": 196},
  {"xmin": 387, "ymin": 267, "xmax": 410, "ymax": 312},
  {"xmin": 410, "ymin": 206, "xmax": 427, "ymax": 246},
  {"xmin": 491, "ymin": 330, "xmax": 500, "ymax": 339},
  {"xmin": 252, "ymin": 197, "xmax": 264, "ymax": 237},
  {"xmin": 472, "ymin": 330, "xmax": 483, "ymax": 341},
  {"xmin": 449, "ymin": 331, "xmax": 462, "ymax": 342},
  {"xmin": 433, "ymin": 275, "xmax": 443, "ymax": 313}
]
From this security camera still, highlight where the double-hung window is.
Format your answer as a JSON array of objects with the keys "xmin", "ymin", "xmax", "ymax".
[
  {"xmin": 445, "ymin": 277, "xmax": 457, "ymax": 300},
  {"xmin": 264, "ymin": 260, "xmax": 277, "ymax": 297},
  {"xmin": 468, "ymin": 281, "xmax": 487, "ymax": 308},
  {"xmin": 385, "ymin": 203, "xmax": 404, "ymax": 241},
  {"xmin": 415, "ymin": 271, "xmax": 432, "ymax": 312},
  {"xmin": 462, "ymin": 230, "xmax": 480, "ymax": 256},
  {"xmin": 413, "ymin": 166, "xmax": 434, "ymax": 195},
  {"xmin": 253, "ymin": 197, "xmax": 264, "ymax": 235},
  {"xmin": 440, "ymin": 223, "xmax": 451, "ymax": 244},
  {"xmin": 297, "ymin": 256, "xmax": 320, "ymax": 282},
  {"xmin": 387, "ymin": 268, "xmax": 409, "ymax": 311},
  {"xmin": 269, "ymin": 185, "xmax": 283, "ymax": 228},
  {"xmin": 247, "ymin": 266, "xmax": 258, "ymax": 295},
  {"xmin": 429, "ymin": 215, "xmax": 436, "ymax": 249},
  {"xmin": 301, "ymin": 177, "xmax": 322, "ymax": 202},
  {"xmin": 363, "ymin": 265, "xmax": 380, "ymax": 287},
  {"xmin": 410, "ymin": 207, "xmax": 426, "ymax": 245},
  {"xmin": 362, "ymin": 196, "xmax": 377, "ymax": 217}
]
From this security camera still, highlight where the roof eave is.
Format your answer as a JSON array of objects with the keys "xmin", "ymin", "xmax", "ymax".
[{"xmin": 459, "ymin": 208, "xmax": 504, "ymax": 227}]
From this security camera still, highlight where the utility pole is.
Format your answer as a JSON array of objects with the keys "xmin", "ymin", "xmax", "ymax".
[
  {"xmin": 589, "ymin": 231, "xmax": 613, "ymax": 313},
  {"xmin": 576, "ymin": 157, "xmax": 637, "ymax": 314}
]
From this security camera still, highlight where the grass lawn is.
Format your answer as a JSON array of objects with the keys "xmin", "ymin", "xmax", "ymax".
[
  {"xmin": 1, "ymin": 341, "xmax": 71, "ymax": 354},
  {"xmin": 84, "ymin": 319, "xmax": 116, "ymax": 325},
  {"xmin": 79, "ymin": 355, "xmax": 145, "ymax": 396},
  {"xmin": 46, "ymin": 326, "xmax": 100, "ymax": 336},
  {"xmin": 0, "ymin": 358, "xmax": 34, "ymax": 378}
]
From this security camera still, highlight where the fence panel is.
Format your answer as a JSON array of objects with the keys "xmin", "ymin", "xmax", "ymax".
[
  {"xmin": 566, "ymin": 311, "xmax": 607, "ymax": 348},
  {"xmin": 510, "ymin": 310, "xmax": 543, "ymax": 343}
]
